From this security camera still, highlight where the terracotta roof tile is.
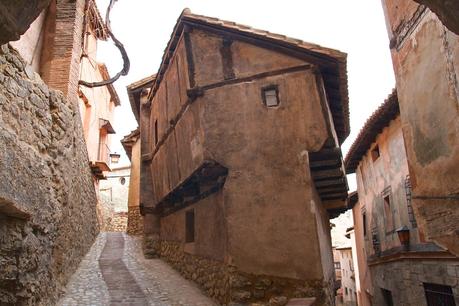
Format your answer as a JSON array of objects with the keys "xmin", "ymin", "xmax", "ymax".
[
  {"xmin": 344, "ymin": 90, "xmax": 399, "ymax": 173},
  {"xmin": 126, "ymin": 74, "xmax": 156, "ymax": 123}
]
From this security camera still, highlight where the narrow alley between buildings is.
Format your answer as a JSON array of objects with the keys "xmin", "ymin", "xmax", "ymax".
[{"xmin": 58, "ymin": 232, "xmax": 215, "ymax": 306}]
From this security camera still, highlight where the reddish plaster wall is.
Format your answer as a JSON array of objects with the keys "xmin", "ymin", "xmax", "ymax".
[
  {"xmin": 160, "ymin": 192, "xmax": 227, "ymax": 261},
  {"xmin": 381, "ymin": 0, "xmax": 459, "ymax": 254},
  {"xmin": 355, "ymin": 117, "xmax": 416, "ymax": 255}
]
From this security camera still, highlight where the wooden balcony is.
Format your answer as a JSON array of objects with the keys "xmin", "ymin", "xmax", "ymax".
[{"xmin": 309, "ymin": 146, "xmax": 348, "ymax": 218}]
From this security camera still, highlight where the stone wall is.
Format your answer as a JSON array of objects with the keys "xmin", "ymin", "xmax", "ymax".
[
  {"xmin": 104, "ymin": 212, "xmax": 128, "ymax": 232},
  {"xmin": 157, "ymin": 240, "xmax": 329, "ymax": 305},
  {"xmin": 127, "ymin": 206, "xmax": 143, "ymax": 235},
  {"xmin": 370, "ymin": 259, "xmax": 459, "ymax": 305},
  {"xmin": 0, "ymin": 44, "xmax": 99, "ymax": 305},
  {"xmin": 98, "ymin": 197, "xmax": 128, "ymax": 232}
]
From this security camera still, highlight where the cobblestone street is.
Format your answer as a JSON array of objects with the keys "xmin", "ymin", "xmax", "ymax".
[{"xmin": 58, "ymin": 233, "xmax": 215, "ymax": 306}]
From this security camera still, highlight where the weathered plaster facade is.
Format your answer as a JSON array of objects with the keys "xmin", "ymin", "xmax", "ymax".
[
  {"xmin": 335, "ymin": 247, "xmax": 357, "ymax": 306},
  {"xmin": 78, "ymin": 7, "xmax": 120, "ymax": 185},
  {"xmin": 347, "ymin": 195, "xmax": 373, "ymax": 306},
  {"xmin": 132, "ymin": 10, "xmax": 350, "ymax": 305},
  {"xmin": 99, "ymin": 166, "xmax": 130, "ymax": 232},
  {"xmin": 100, "ymin": 166, "xmax": 130, "ymax": 213},
  {"xmin": 381, "ymin": 0, "xmax": 459, "ymax": 255},
  {"xmin": 0, "ymin": 44, "xmax": 99, "ymax": 305},
  {"xmin": 122, "ymin": 128, "xmax": 142, "ymax": 235},
  {"xmin": 346, "ymin": 92, "xmax": 459, "ymax": 306}
]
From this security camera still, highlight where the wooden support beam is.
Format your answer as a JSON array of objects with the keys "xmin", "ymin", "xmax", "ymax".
[
  {"xmin": 316, "ymin": 186, "xmax": 348, "ymax": 194},
  {"xmin": 310, "ymin": 159, "xmax": 341, "ymax": 169},
  {"xmin": 308, "ymin": 147, "xmax": 342, "ymax": 162},
  {"xmin": 315, "ymin": 178, "xmax": 347, "ymax": 188},
  {"xmin": 312, "ymin": 168, "xmax": 344, "ymax": 180}
]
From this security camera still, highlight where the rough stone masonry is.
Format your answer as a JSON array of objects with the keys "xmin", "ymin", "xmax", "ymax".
[{"xmin": 0, "ymin": 44, "xmax": 99, "ymax": 305}]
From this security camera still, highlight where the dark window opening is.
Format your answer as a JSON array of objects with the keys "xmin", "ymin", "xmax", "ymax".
[
  {"xmin": 424, "ymin": 283, "xmax": 456, "ymax": 306},
  {"xmin": 154, "ymin": 120, "xmax": 158, "ymax": 145},
  {"xmin": 363, "ymin": 211, "xmax": 367, "ymax": 237},
  {"xmin": 262, "ymin": 85, "xmax": 280, "ymax": 107},
  {"xmin": 345, "ymin": 287, "xmax": 348, "ymax": 295},
  {"xmin": 371, "ymin": 145, "xmax": 380, "ymax": 161},
  {"xmin": 185, "ymin": 209, "xmax": 195, "ymax": 243},
  {"xmin": 384, "ymin": 194, "xmax": 394, "ymax": 233},
  {"xmin": 334, "ymin": 262, "xmax": 341, "ymax": 269},
  {"xmin": 381, "ymin": 288, "xmax": 394, "ymax": 306}
]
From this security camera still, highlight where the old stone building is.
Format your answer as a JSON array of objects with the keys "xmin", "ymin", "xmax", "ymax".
[
  {"xmin": 123, "ymin": 75, "xmax": 156, "ymax": 235},
  {"xmin": 121, "ymin": 129, "xmax": 142, "ymax": 235},
  {"xmin": 131, "ymin": 9, "xmax": 350, "ymax": 305},
  {"xmin": 99, "ymin": 165, "xmax": 131, "ymax": 232},
  {"xmin": 380, "ymin": 0, "xmax": 459, "ymax": 255},
  {"xmin": 345, "ymin": 91, "xmax": 459, "ymax": 306},
  {"xmin": 334, "ymin": 246, "xmax": 357, "ymax": 306}
]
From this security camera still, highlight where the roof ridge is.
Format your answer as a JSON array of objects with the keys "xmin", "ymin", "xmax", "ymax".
[
  {"xmin": 181, "ymin": 10, "xmax": 347, "ymax": 59},
  {"xmin": 344, "ymin": 89, "xmax": 399, "ymax": 173}
]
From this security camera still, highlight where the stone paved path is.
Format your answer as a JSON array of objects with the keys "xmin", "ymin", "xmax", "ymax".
[{"xmin": 58, "ymin": 232, "xmax": 215, "ymax": 306}]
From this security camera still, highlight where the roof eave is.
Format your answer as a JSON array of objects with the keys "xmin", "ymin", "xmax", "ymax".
[
  {"xmin": 344, "ymin": 90, "xmax": 399, "ymax": 173},
  {"xmin": 147, "ymin": 11, "xmax": 350, "ymax": 142}
]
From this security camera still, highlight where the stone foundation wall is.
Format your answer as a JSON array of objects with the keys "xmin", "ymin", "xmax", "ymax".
[
  {"xmin": 159, "ymin": 240, "xmax": 229, "ymax": 303},
  {"xmin": 104, "ymin": 212, "xmax": 128, "ymax": 232},
  {"xmin": 127, "ymin": 206, "xmax": 143, "ymax": 235},
  {"xmin": 0, "ymin": 44, "xmax": 99, "ymax": 305},
  {"xmin": 152, "ymin": 239, "xmax": 329, "ymax": 305},
  {"xmin": 370, "ymin": 259, "xmax": 459, "ymax": 305}
]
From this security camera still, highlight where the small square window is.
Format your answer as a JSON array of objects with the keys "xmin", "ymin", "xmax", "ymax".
[
  {"xmin": 371, "ymin": 145, "xmax": 380, "ymax": 161},
  {"xmin": 362, "ymin": 212, "xmax": 367, "ymax": 237},
  {"xmin": 383, "ymin": 194, "xmax": 394, "ymax": 233},
  {"xmin": 185, "ymin": 209, "xmax": 195, "ymax": 243},
  {"xmin": 262, "ymin": 86, "xmax": 280, "ymax": 107}
]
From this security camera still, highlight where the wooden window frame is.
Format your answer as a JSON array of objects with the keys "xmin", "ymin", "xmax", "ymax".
[
  {"xmin": 261, "ymin": 85, "xmax": 280, "ymax": 107},
  {"xmin": 382, "ymin": 187, "xmax": 395, "ymax": 234}
]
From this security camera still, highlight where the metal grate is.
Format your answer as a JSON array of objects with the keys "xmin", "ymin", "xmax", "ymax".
[
  {"xmin": 405, "ymin": 175, "xmax": 417, "ymax": 228},
  {"xmin": 423, "ymin": 283, "xmax": 456, "ymax": 306}
]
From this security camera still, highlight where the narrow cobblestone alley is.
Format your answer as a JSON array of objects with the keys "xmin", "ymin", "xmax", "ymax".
[{"xmin": 58, "ymin": 233, "xmax": 215, "ymax": 306}]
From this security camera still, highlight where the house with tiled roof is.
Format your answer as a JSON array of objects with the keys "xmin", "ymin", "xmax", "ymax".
[
  {"xmin": 133, "ymin": 9, "xmax": 351, "ymax": 304},
  {"xmin": 344, "ymin": 91, "xmax": 458, "ymax": 306}
]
